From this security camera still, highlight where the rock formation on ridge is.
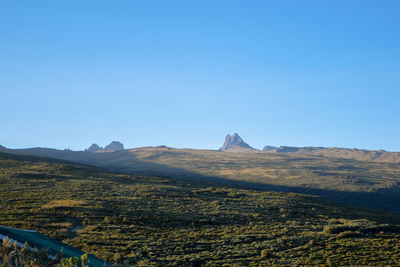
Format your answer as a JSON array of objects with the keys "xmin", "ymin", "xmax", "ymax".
[
  {"xmin": 263, "ymin": 145, "xmax": 277, "ymax": 151},
  {"xmin": 219, "ymin": 133, "xmax": 256, "ymax": 152},
  {"xmin": 85, "ymin": 141, "xmax": 124, "ymax": 152},
  {"xmin": 85, "ymin": 143, "xmax": 103, "ymax": 152},
  {"xmin": 104, "ymin": 141, "xmax": 124, "ymax": 151}
]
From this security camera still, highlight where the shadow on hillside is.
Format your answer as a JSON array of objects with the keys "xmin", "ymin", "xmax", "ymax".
[{"xmin": 7, "ymin": 148, "xmax": 400, "ymax": 215}]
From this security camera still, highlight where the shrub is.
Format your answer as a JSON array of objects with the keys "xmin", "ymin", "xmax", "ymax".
[
  {"xmin": 322, "ymin": 225, "xmax": 360, "ymax": 235},
  {"xmin": 338, "ymin": 231, "xmax": 362, "ymax": 238},
  {"xmin": 260, "ymin": 249, "xmax": 271, "ymax": 258}
]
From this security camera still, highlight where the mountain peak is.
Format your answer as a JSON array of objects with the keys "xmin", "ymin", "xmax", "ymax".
[
  {"xmin": 104, "ymin": 141, "xmax": 124, "ymax": 151},
  {"xmin": 219, "ymin": 133, "xmax": 255, "ymax": 152},
  {"xmin": 85, "ymin": 141, "xmax": 124, "ymax": 152},
  {"xmin": 85, "ymin": 143, "xmax": 103, "ymax": 152}
]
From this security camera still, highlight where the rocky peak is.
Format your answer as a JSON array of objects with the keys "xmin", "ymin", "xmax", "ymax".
[
  {"xmin": 219, "ymin": 133, "xmax": 255, "ymax": 152},
  {"xmin": 85, "ymin": 143, "xmax": 103, "ymax": 152},
  {"xmin": 263, "ymin": 145, "xmax": 277, "ymax": 151},
  {"xmin": 104, "ymin": 141, "xmax": 124, "ymax": 151}
]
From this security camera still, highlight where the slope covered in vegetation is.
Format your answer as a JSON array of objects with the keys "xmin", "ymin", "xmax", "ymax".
[
  {"xmin": 7, "ymin": 146, "xmax": 400, "ymax": 213},
  {"xmin": 267, "ymin": 146, "xmax": 400, "ymax": 163},
  {"xmin": 1, "ymin": 152, "xmax": 400, "ymax": 265}
]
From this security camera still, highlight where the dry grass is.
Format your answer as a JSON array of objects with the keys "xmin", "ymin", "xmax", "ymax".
[{"xmin": 43, "ymin": 200, "xmax": 88, "ymax": 209}]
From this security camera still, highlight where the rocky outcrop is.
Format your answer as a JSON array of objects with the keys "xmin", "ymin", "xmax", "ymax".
[
  {"xmin": 85, "ymin": 144, "xmax": 103, "ymax": 152},
  {"xmin": 219, "ymin": 133, "xmax": 255, "ymax": 152},
  {"xmin": 263, "ymin": 145, "xmax": 277, "ymax": 151},
  {"xmin": 104, "ymin": 141, "xmax": 124, "ymax": 151},
  {"xmin": 276, "ymin": 146, "xmax": 300, "ymax": 153},
  {"xmin": 85, "ymin": 141, "xmax": 124, "ymax": 152}
]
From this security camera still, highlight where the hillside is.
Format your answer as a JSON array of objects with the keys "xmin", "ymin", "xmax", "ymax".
[
  {"xmin": 265, "ymin": 146, "xmax": 400, "ymax": 163},
  {"xmin": 6, "ymin": 146, "xmax": 400, "ymax": 213},
  {"xmin": 1, "ymin": 151, "xmax": 400, "ymax": 265}
]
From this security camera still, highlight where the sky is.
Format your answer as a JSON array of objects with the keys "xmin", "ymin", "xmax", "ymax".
[{"xmin": 1, "ymin": 0, "xmax": 400, "ymax": 151}]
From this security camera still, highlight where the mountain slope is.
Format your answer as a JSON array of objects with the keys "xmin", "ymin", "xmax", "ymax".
[
  {"xmin": 6, "ymin": 145, "xmax": 400, "ymax": 213},
  {"xmin": 1, "ymin": 151, "xmax": 400, "ymax": 265},
  {"xmin": 264, "ymin": 145, "xmax": 400, "ymax": 163}
]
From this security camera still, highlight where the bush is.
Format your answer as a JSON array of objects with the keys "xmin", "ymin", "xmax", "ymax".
[
  {"xmin": 337, "ymin": 231, "xmax": 362, "ymax": 238},
  {"xmin": 260, "ymin": 249, "xmax": 271, "ymax": 258},
  {"xmin": 322, "ymin": 225, "xmax": 360, "ymax": 235}
]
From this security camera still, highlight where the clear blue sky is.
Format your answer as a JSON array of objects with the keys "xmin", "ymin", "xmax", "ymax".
[{"xmin": 1, "ymin": 1, "xmax": 400, "ymax": 151}]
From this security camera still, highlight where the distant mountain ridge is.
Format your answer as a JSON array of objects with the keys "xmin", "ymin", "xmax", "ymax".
[
  {"xmin": 219, "ymin": 133, "xmax": 256, "ymax": 152},
  {"xmin": 263, "ymin": 145, "xmax": 278, "ymax": 151},
  {"xmin": 216, "ymin": 133, "xmax": 400, "ymax": 163},
  {"xmin": 86, "ymin": 144, "xmax": 103, "ymax": 152},
  {"xmin": 262, "ymin": 145, "xmax": 400, "ymax": 163},
  {"xmin": 85, "ymin": 141, "xmax": 124, "ymax": 152},
  {"xmin": 2, "ymin": 134, "xmax": 400, "ymax": 163}
]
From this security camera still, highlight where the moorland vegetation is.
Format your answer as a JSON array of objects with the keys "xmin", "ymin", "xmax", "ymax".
[{"xmin": 1, "ymin": 152, "xmax": 400, "ymax": 265}]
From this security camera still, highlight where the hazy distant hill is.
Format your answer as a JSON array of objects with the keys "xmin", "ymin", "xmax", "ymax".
[
  {"xmin": 263, "ymin": 145, "xmax": 278, "ymax": 151},
  {"xmin": 263, "ymin": 146, "xmax": 400, "ymax": 163},
  {"xmin": 2, "ymin": 151, "xmax": 400, "ymax": 265}
]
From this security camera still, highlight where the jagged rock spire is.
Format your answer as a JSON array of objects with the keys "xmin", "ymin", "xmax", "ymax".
[{"xmin": 219, "ymin": 133, "xmax": 255, "ymax": 151}]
